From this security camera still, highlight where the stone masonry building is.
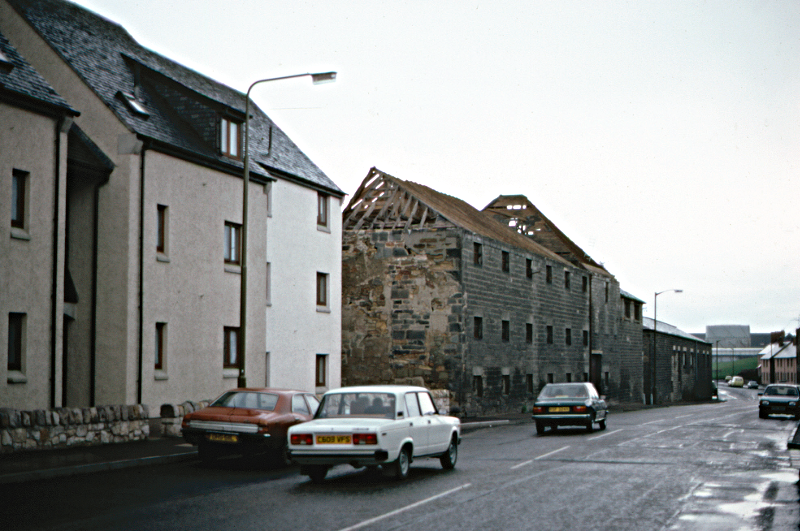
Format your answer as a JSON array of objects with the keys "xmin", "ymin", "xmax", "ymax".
[{"xmin": 341, "ymin": 168, "xmax": 644, "ymax": 416}]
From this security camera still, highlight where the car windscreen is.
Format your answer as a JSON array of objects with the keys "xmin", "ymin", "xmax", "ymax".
[
  {"xmin": 315, "ymin": 392, "xmax": 396, "ymax": 419},
  {"xmin": 764, "ymin": 386, "xmax": 799, "ymax": 397},
  {"xmin": 211, "ymin": 391, "xmax": 279, "ymax": 410},
  {"xmin": 537, "ymin": 384, "xmax": 589, "ymax": 399}
]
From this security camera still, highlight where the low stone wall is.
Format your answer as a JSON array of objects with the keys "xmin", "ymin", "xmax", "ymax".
[
  {"xmin": 0, "ymin": 405, "xmax": 150, "ymax": 454},
  {"xmin": 159, "ymin": 400, "xmax": 211, "ymax": 438}
]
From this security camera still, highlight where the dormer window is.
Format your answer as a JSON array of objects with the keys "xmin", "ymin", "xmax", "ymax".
[{"xmin": 220, "ymin": 117, "xmax": 241, "ymax": 159}]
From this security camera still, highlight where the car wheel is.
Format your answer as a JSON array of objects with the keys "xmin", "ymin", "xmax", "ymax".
[
  {"xmin": 306, "ymin": 465, "xmax": 328, "ymax": 484},
  {"xmin": 759, "ymin": 410, "xmax": 768, "ymax": 419},
  {"xmin": 275, "ymin": 440, "xmax": 292, "ymax": 467},
  {"xmin": 440, "ymin": 436, "xmax": 458, "ymax": 470},
  {"xmin": 598, "ymin": 418, "xmax": 607, "ymax": 431},
  {"xmin": 535, "ymin": 421, "xmax": 545, "ymax": 435},
  {"xmin": 586, "ymin": 414, "xmax": 595, "ymax": 432},
  {"xmin": 393, "ymin": 446, "xmax": 411, "ymax": 480}
]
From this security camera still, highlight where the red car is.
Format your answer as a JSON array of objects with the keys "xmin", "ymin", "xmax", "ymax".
[{"xmin": 182, "ymin": 388, "xmax": 319, "ymax": 463}]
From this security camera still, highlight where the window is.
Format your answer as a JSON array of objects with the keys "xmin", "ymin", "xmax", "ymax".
[
  {"xmin": 624, "ymin": 300, "xmax": 631, "ymax": 318},
  {"xmin": 405, "ymin": 393, "xmax": 421, "ymax": 417},
  {"xmin": 546, "ymin": 265, "xmax": 552, "ymax": 284},
  {"xmin": 566, "ymin": 373, "xmax": 572, "ymax": 383},
  {"xmin": 11, "ymin": 169, "xmax": 27, "ymax": 229},
  {"xmin": 292, "ymin": 394, "xmax": 311, "ymax": 415},
  {"xmin": 316, "ymin": 272, "xmax": 328, "ymax": 307},
  {"xmin": 583, "ymin": 330, "xmax": 589, "ymax": 347},
  {"xmin": 223, "ymin": 327, "xmax": 239, "ymax": 368},
  {"xmin": 501, "ymin": 320, "xmax": 510, "ymax": 342},
  {"xmin": 565, "ymin": 328, "xmax": 572, "ymax": 346},
  {"xmin": 526, "ymin": 258, "xmax": 533, "ymax": 279},
  {"xmin": 547, "ymin": 373, "xmax": 554, "ymax": 384},
  {"xmin": 526, "ymin": 374, "xmax": 534, "ymax": 393},
  {"xmin": 501, "ymin": 251, "xmax": 509, "ymax": 272},
  {"xmin": 502, "ymin": 375, "xmax": 510, "ymax": 395},
  {"xmin": 220, "ymin": 117, "xmax": 241, "ymax": 158},
  {"xmin": 8, "ymin": 313, "xmax": 24, "ymax": 372},
  {"xmin": 474, "ymin": 316, "xmax": 483, "ymax": 340},
  {"xmin": 224, "ymin": 222, "xmax": 241, "ymax": 264},
  {"xmin": 156, "ymin": 204, "xmax": 167, "ymax": 254},
  {"xmin": 634, "ymin": 303, "xmax": 641, "ymax": 322},
  {"xmin": 418, "ymin": 392, "xmax": 437, "ymax": 415},
  {"xmin": 565, "ymin": 271, "xmax": 570, "ymax": 290},
  {"xmin": 473, "ymin": 375, "xmax": 483, "ymax": 397},
  {"xmin": 316, "ymin": 354, "xmax": 327, "ymax": 386},
  {"xmin": 474, "ymin": 243, "xmax": 483, "ymax": 266},
  {"xmin": 582, "ymin": 276, "xmax": 588, "ymax": 293},
  {"xmin": 546, "ymin": 325, "xmax": 553, "ymax": 344},
  {"xmin": 317, "ymin": 192, "xmax": 329, "ymax": 228},
  {"xmin": 526, "ymin": 323, "xmax": 533, "ymax": 344},
  {"xmin": 155, "ymin": 322, "xmax": 166, "ymax": 370},
  {"xmin": 605, "ymin": 282, "xmax": 609, "ymax": 302}
]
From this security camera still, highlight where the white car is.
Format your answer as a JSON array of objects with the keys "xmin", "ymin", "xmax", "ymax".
[{"xmin": 288, "ymin": 385, "xmax": 461, "ymax": 483}]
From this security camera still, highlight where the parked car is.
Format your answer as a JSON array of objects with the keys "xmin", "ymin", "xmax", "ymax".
[
  {"xmin": 729, "ymin": 376, "xmax": 744, "ymax": 388},
  {"xmin": 181, "ymin": 388, "xmax": 319, "ymax": 463},
  {"xmin": 287, "ymin": 385, "xmax": 461, "ymax": 483},
  {"xmin": 759, "ymin": 384, "xmax": 800, "ymax": 419},
  {"xmin": 746, "ymin": 381, "xmax": 759, "ymax": 389},
  {"xmin": 532, "ymin": 382, "xmax": 608, "ymax": 435}
]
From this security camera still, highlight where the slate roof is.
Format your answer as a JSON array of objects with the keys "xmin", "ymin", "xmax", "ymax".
[
  {"xmin": 620, "ymin": 289, "xmax": 645, "ymax": 303},
  {"xmin": 8, "ymin": 0, "xmax": 342, "ymax": 195},
  {"xmin": 760, "ymin": 342, "xmax": 796, "ymax": 360},
  {"xmin": 343, "ymin": 168, "xmax": 573, "ymax": 267},
  {"xmin": 644, "ymin": 317, "xmax": 710, "ymax": 344},
  {"xmin": 0, "ymin": 28, "xmax": 76, "ymax": 114}
]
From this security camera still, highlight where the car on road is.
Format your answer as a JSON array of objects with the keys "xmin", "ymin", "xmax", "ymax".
[
  {"xmin": 181, "ymin": 388, "xmax": 319, "ymax": 463},
  {"xmin": 746, "ymin": 381, "xmax": 759, "ymax": 389},
  {"xmin": 728, "ymin": 376, "xmax": 744, "ymax": 388},
  {"xmin": 287, "ymin": 385, "xmax": 461, "ymax": 483},
  {"xmin": 758, "ymin": 384, "xmax": 800, "ymax": 419},
  {"xmin": 532, "ymin": 382, "xmax": 608, "ymax": 435}
]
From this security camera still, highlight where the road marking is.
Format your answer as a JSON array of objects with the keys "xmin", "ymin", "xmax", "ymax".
[
  {"xmin": 589, "ymin": 429, "xmax": 623, "ymax": 440},
  {"xmin": 642, "ymin": 419, "xmax": 664, "ymax": 425},
  {"xmin": 336, "ymin": 483, "xmax": 472, "ymax": 531},
  {"xmin": 534, "ymin": 445, "xmax": 570, "ymax": 460},
  {"xmin": 510, "ymin": 460, "xmax": 533, "ymax": 470}
]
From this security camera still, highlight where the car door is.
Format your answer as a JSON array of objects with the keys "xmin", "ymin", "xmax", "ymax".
[
  {"xmin": 404, "ymin": 392, "xmax": 429, "ymax": 456},
  {"xmin": 418, "ymin": 391, "xmax": 450, "ymax": 454}
]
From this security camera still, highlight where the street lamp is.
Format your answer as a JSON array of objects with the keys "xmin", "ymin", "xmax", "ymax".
[
  {"xmin": 238, "ymin": 71, "xmax": 336, "ymax": 388},
  {"xmin": 652, "ymin": 289, "xmax": 682, "ymax": 404}
]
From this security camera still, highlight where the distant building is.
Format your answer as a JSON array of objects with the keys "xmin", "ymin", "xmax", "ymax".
[
  {"xmin": 759, "ymin": 340, "xmax": 797, "ymax": 384},
  {"xmin": 644, "ymin": 318, "xmax": 713, "ymax": 403},
  {"xmin": 705, "ymin": 325, "xmax": 751, "ymax": 348}
]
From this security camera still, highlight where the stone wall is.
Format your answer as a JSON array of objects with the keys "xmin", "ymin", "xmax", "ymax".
[
  {"xmin": 159, "ymin": 400, "xmax": 211, "ymax": 438},
  {"xmin": 0, "ymin": 404, "xmax": 150, "ymax": 454}
]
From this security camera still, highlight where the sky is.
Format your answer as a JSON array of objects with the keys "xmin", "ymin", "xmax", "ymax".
[{"xmin": 71, "ymin": 0, "xmax": 800, "ymax": 335}]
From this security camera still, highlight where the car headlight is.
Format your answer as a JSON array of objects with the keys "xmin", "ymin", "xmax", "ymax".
[
  {"xmin": 790, "ymin": 402, "xmax": 797, "ymax": 407},
  {"xmin": 761, "ymin": 400, "xmax": 769, "ymax": 406}
]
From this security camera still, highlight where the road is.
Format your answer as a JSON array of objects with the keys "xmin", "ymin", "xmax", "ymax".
[{"xmin": 4, "ymin": 386, "xmax": 798, "ymax": 531}]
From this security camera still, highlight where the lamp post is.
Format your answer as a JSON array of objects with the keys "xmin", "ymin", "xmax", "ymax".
[
  {"xmin": 652, "ymin": 288, "xmax": 682, "ymax": 404},
  {"xmin": 238, "ymin": 72, "xmax": 336, "ymax": 388}
]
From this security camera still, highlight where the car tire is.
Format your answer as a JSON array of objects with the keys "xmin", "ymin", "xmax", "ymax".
[
  {"xmin": 440, "ymin": 436, "xmax": 458, "ymax": 470},
  {"xmin": 586, "ymin": 414, "xmax": 595, "ymax": 432},
  {"xmin": 307, "ymin": 465, "xmax": 328, "ymax": 484},
  {"xmin": 598, "ymin": 418, "xmax": 607, "ymax": 431},
  {"xmin": 759, "ymin": 410, "xmax": 768, "ymax": 419},
  {"xmin": 535, "ymin": 421, "xmax": 545, "ymax": 435},
  {"xmin": 393, "ymin": 446, "xmax": 411, "ymax": 480},
  {"xmin": 276, "ymin": 440, "xmax": 292, "ymax": 467}
]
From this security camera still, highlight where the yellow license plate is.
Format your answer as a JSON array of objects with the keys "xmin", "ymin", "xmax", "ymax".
[
  {"xmin": 317, "ymin": 435, "xmax": 351, "ymax": 445},
  {"xmin": 208, "ymin": 433, "xmax": 238, "ymax": 443},
  {"xmin": 549, "ymin": 407, "xmax": 570, "ymax": 413}
]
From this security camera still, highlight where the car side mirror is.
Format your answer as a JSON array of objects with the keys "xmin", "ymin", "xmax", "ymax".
[{"xmin": 758, "ymin": 392, "xmax": 763, "ymax": 396}]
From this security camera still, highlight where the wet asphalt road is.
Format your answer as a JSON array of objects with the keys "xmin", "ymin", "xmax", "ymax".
[{"xmin": 4, "ymin": 386, "xmax": 798, "ymax": 531}]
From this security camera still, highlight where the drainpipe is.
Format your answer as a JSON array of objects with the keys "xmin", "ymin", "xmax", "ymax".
[
  {"xmin": 89, "ymin": 172, "xmax": 112, "ymax": 407},
  {"xmin": 136, "ymin": 146, "xmax": 147, "ymax": 404}
]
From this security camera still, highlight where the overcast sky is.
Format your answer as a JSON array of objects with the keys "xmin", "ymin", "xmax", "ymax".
[{"xmin": 72, "ymin": 0, "xmax": 800, "ymax": 335}]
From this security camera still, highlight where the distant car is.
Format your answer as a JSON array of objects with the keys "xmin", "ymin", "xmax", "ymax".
[
  {"xmin": 181, "ymin": 388, "xmax": 319, "ymax": 463},
  {"xmin": 532, "ymin": 382, "xmax": 608, "ymax": 435},
  {"xmin": 287, "ymin": 385, "xmax": 461, "ymax": 483},
  {"xmin": 746, "ymin": 381, "xmax": 759, "ymax": 389},
  {"xmin": 729, "ymin": 376, "xmax": 744, "ymax": 388},
  {"xmin": 725, "ymin": 376, "xmax": 732, "ymax": 382},
  {"xmin": 759, "ymin": 384, "xmax": 800, "ymax": 419}
]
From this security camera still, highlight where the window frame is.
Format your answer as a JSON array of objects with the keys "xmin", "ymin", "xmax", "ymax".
[
  {"xmin": 11, "ymin": 169, "xmax": 27, "ymax": 230},
  {"xmin": 224, "ymin": 221, "xmax": 241, "ymax": 265},
  {"xmin": 220, "ymin": 117, "xmax": 241, "ymax": 159},
  {"xmin": 546, "ymin": 325, "xmax": 554, "ymax": 344},
  {"xmin": 474, "ymin": 316, "xmax": 483, "ymax": 340},
  {"xmin": 316, "ymin": 272, "xmax": 329, "ymax": 308},
  {"xmin": 8, "ymin": 313, "xmax": 24, "ymax": 372},
  {"xmin": 501, "ymin": 320, "xmax": 510, "ymax": 342},
  {"xmin": 501, "ymin": 251, "xmax": 509, "ymax": 272},
  {"xmin": 315, "ymin": 354, "xmax": 327, "ymax": 387},
  {"xmin": 317, "ymin": 192, "xmax": 329, "ymax": 229},
  {"xmin": 223, "ymin": 326, "xmax": 240, "ymax": 368},
  {"xmin": 526, "ymin": 322, "xmax": 533, "ymax": 344},
  {"xmin": 155, "ymin": 322, "xmax": 166, "ymax": 370},
  {"xmin": 473, "ymin": 242, "xmax": 483, "ymax": 266},
  {"xmin": 546, "ymin": 265, "xmax": 552, "ymax": 284},
  {"xmin": 156, "ymin": 204, "xmax": 168, "ymax": 255}
]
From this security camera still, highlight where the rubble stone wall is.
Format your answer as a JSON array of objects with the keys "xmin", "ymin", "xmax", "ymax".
[{"xmin": 0, "ymin": 404, "xmax": 150, "ymax": 454}]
